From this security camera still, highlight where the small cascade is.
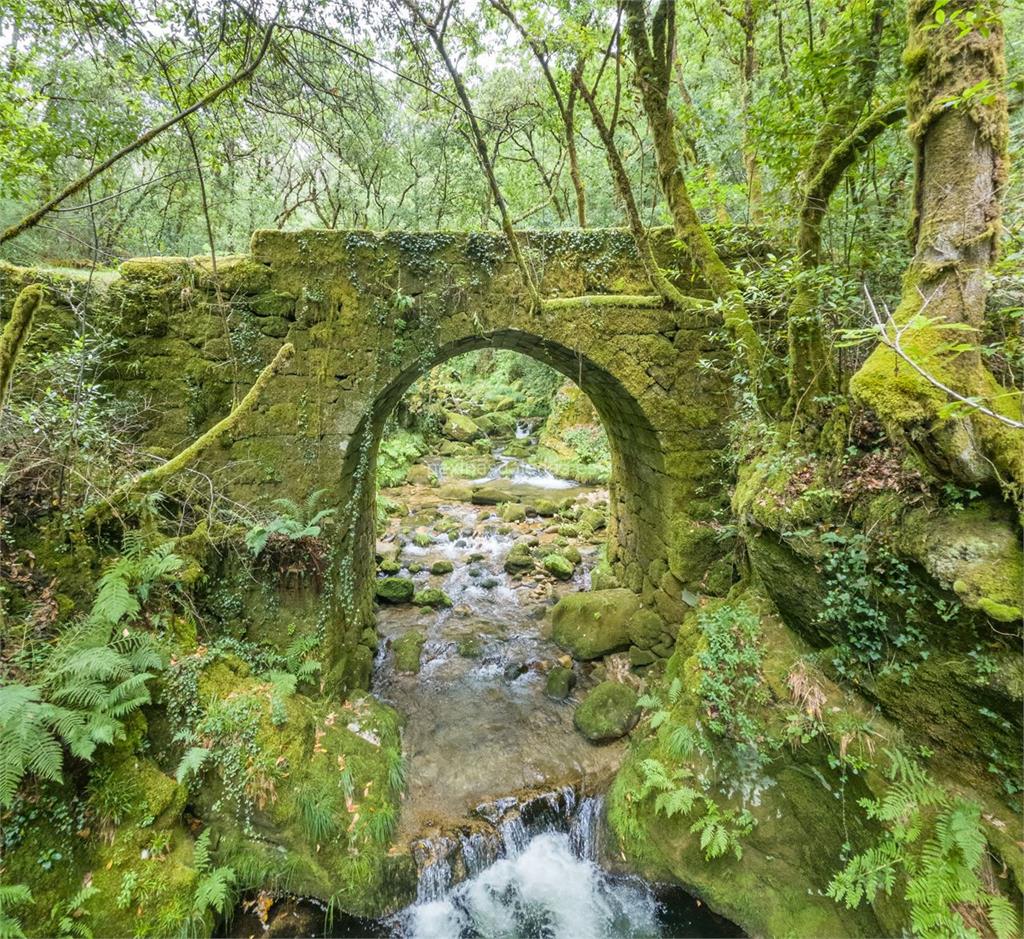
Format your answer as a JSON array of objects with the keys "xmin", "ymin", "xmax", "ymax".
[
  {"xmin": 514, "ymin": 419, "xmax": 537, "ymax": 439},
  {"xmin": 568, "ymin": 793, "xmax": 603, "ymax": 861},
  {"xmin": 407, "ymin": 783, "xmax": 602, "ymax": 901},
  {"xmin": 457, "ymin": 829, "xmax": 501, "ymax": 879},
  {"xmin": 411, "ymin": 835, "xmax": 459, "ymax": 902}
]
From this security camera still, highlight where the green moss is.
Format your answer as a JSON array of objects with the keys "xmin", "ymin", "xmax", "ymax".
[
  {"xmin": 375, "ymin": 576, "xmax": 415, "ymax": 604},
  {"xmin": 503, "ymin": 542, "xmax": 534, "ymax": 573},
  {"xmin": 543, "ymin": 552, "xmax": 575, "ymax": 580},
  {"xmin": 551, "ymin": 588, "xmax": 640, "ymax": 659},
  {"xmin": 412, "ymin": 587, "xmax": 452, "ymax": 608},
  {"xmin": 393, "ymin": 630, "xmax": 426, "ymax": 672},
  {"xmin": 574, "ymin": 681, "xmax": 639, "ymax": 741}
]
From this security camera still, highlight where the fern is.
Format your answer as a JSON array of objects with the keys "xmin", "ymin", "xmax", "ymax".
[
  {"xmin": 828, "ymin": 751, "xmax": 1020, "ymax": 938},
  {"xmin": 654, "ymin": 785, "xmax": 700, "ymax": 819},
  {"xmin": 688, "ymin": 802, "xmax": 754, "ymax": 861},
  {"xmin": 0, "ymin": 684, "xmax": 71, "ymax": 806},
  {"xmin": 50, "ymin": 885, "xmax": 99, "ymax": 939},
  {"xmin": 0, "ymin": 538, "xmax": 175, "ymax": 805},
  {"xmin": 176, "ymin": 747, "xmax": 211, "ymax": 785},
  {"xmin": 181, "ymin": 830, "xmax": 236, "ymax": 939},
  {"xmin": 0, "ymin": 884, "xmax": 32, "ymax": 939}
]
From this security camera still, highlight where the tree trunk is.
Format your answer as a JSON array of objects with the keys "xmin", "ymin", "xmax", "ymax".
[
  {"xmin": 850, "ymin": 0, "xmax": 1021, "ymax": 490},
  {"xmin": 788, "ymin": 99, "xmax": 905, "ymax": 416},
  {"xmin": 406, "ymin": 0, "xmax": 542, "ymax": 311},
  {"xmin": 0, "ymin": 284, "xmax": 42, "ymax": 411},
  {"xmin": 624, "ymin": 0, "xmax": 767, "ymax": 386},
  {"xmin": 574, "ymin": 72, "xmax": 688, "ymax": 308}
]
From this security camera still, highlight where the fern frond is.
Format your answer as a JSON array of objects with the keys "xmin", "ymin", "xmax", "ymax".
[
  {"xmin": 654, "ymin": 785, "xmax": 699, "ymax": 819},
  {"xmin": 986, "ymin": 893, "xmax": 1021, "ymax": 939},
  {"xmin": 176, "ymin": 747, "xmax": 211, "ymax": 785}
]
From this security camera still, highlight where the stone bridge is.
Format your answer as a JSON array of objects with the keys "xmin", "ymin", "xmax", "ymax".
[{"xmin": 3, "ymin": 226, "xmax": 757, "ymax": 685}]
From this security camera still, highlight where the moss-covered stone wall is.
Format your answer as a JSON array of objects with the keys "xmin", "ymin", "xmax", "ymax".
[{"xmin": 1, "ymin": 226, "xmax": 754, "ymax": 684}]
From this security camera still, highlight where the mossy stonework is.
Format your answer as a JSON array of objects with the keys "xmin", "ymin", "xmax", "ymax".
[{"xmin": 1, "ymin": 226, "xmax": 744, "ymax": 688}]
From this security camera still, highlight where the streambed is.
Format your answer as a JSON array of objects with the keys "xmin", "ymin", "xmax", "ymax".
[{"xmin": 228, "ymin": 449, "xmax": 743, "ymax": 938}]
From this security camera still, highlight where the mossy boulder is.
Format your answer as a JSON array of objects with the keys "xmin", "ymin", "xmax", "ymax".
[
  {"xmin": 545, "ymin": 665, "xmax": 576, "ymax": 700},
  {"xmin": 471, "ymin": 484, "xmax": 515, "ymax": 505},
  {"xmin": 456, "ymin": 634, "xmax": 483, "ymax": 658},
  {"xmin": 413, "ymin": 588, "xmax": 452, "ymax": 608},
  {"xmin": 379, "ymin": 557, "xmax": 402, "ymax": 575},
  {"xmin": 628, "ymin": 608, "xmax": 671, "ymax": 651},
  {"xmin": 533, "ymin": 498, "xmax": 559, "ymax": 517},
  {"xmin": 393, "ymin": 630, "xmax": 426, "ymax": 672},
  {"xmin": 443, "ymin": 411, "xmax": 482, "ymax": 442},
  {"xmin": 375, "ymin": 576, "xmax": 414, "ymax": 604},
  {"xmin": 557, "ymin": 544, "xmax": 583, "ymax": 565},
  {"xmin": 551, "ymin": 588, "xmax": 640, "ymax": 659},
  {"xmin": 430, "ymin": 559, "xmax": 455, "ymax": 575},
  {"xmin": 406, "ymin": 464, "xmax": 436, "ymax": 486},
  {"xmin": 573, "ymin": 681, "xmax": 639, "ymax": 741},
  {"xmin": 500, "ymin": 502, "xmax": 527, "ymax": 522},
  {"xmin": 504, "ymin": 542, "xmax": 534, "ymax": 573},
  {"xmin": 543, "ymin": 553, "xmax": 575, "ymax": 580}
]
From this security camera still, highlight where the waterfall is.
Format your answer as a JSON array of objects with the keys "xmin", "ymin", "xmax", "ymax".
[
  {"xmin": 408, "ymin": 783, "xmax": 602, "ymax": 901},
  {"xmin": 394, "ymin": 788, "xmax": 677, "ymax": 939}
]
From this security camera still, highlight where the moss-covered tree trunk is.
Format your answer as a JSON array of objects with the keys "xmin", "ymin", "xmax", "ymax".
[
  {"xmin": 787, "ymin": 0, "xmax": 895, "ymax": 418},
  {"xmin": 0, "ymin": 284, "xmax": 41, "ymax": 411},
  {"xmin": 850, "ymin": 0, "xmax": 1021, "ymax": 490},
  {"xmin": 624, "ymin": 0, "xmax": 767, "ymax": 389}
]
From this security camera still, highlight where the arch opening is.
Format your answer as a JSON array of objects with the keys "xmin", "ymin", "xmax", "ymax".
[{"xmin": 332, "ymin": 329, "xmax": 668, "ymax": 636}]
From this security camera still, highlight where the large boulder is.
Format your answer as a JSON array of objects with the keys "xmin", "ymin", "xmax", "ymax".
[
  {"xmin": 472, "ymin": 484, "xmax": 516, "ymax": 505},
  {"xmin": 574, "ymin": 681, "xmax": 639, "ymax": 741},
  {"xmin": 545, "ymin": 665, "xmax": 577, "ymax": 700},
  {"xmin": 543, "ymin": 553, "xmax": 575, "ymax": 580},
  {"xmin": 503, "ymin": 542, "xmax": 535, "ymax": 574},
  {"xmin": 393, "ymin": 630, "xmax": 426, "ymax": 673},
  {"xmin": 375, "ymin": 576, "xmax": 414, "ymax": 604},
  {"xmin": 443, "ymin": 411, "xmax": 482, "ymax": 442},
  {"xmin": 551, "ymin": 588, "xmax": 640, "ymax": 659}
]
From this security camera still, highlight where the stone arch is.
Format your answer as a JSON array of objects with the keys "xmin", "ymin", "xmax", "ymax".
[{"xmin": 329, "ymin": 328, "xmax": 669, "ymax": 662}]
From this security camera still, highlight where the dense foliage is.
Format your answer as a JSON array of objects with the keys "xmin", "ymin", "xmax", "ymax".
[{"xmin": 1, "ymin": 0, "xmax": 1021, "ymax": 936}]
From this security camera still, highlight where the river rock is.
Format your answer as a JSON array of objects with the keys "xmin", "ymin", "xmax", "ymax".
[
  {"xmin": 443, "ymin": 411, "xmax": 482, "ymax": 442},
  {"xmin": 627, "ymin": 609, "xmax": 671, "ymax": 651},
  {"xmin": 500, "ymin": 503, "xmax": 527, "ymax": 522},
  {"xmin": 545, "ymin": 665, "xmax": 576, "ymax": 700},
  {"xmin": 375, "ymin": 576, "xmax": 414, "ymax": 604},
  {"xmin": 414, "ymin": 588, "xmax": 453, "ymax": 608},
  {"xmin": 551, "ymin": 588, "xmax": 641, "ymax": 659},
  {"xmin": 456, "ymin": 635, "xmax": 483, "ymax": 658},
  {"xmin": 504, "ymin": 542, "xmax": 534, "ymax": 573},
  {"xmin": 393, "ymin": 630, "xmax": 426, "ymax": 672},
  {"xmin": 438, "ymin": 482, "xmax": 474, "ymax": 501},
  {"xmin": 472, "ymin": 485, "xmax": 515, "ymax": 505},
  {"xmin": 573, "ymin": 681, "xmax": 639, "ymax": 742},
  {"xmin": 557, "ymin": 544, "xmax": 582, "ymax": 565},
  {"xmin": 543, "ymin": 553, "xmax": 575, "ymax": 580},
  {"xmin": 430, "ymin": 560, "xmax": 455, "ymax": 575},
  {"xmin": 534, "ymin": 499, "xmax": 558, "ymax": 517},
  {"xmin": 406, "ymin": 463, "xmax": 436, "ymax": 486}
]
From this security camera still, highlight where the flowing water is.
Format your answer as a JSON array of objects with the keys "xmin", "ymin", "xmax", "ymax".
[
  {"xmin": 226, "ymin": 449, "xmax": 744, "ymax": 937},
  {"xmin": 372, "ymin": 461, "xmax": 620, "ymax": 838}
]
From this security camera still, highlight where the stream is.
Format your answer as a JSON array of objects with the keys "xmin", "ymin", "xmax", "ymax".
[{"xmin": 230, "ymin": 445, "xmax": 744, "ymax": 938}]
